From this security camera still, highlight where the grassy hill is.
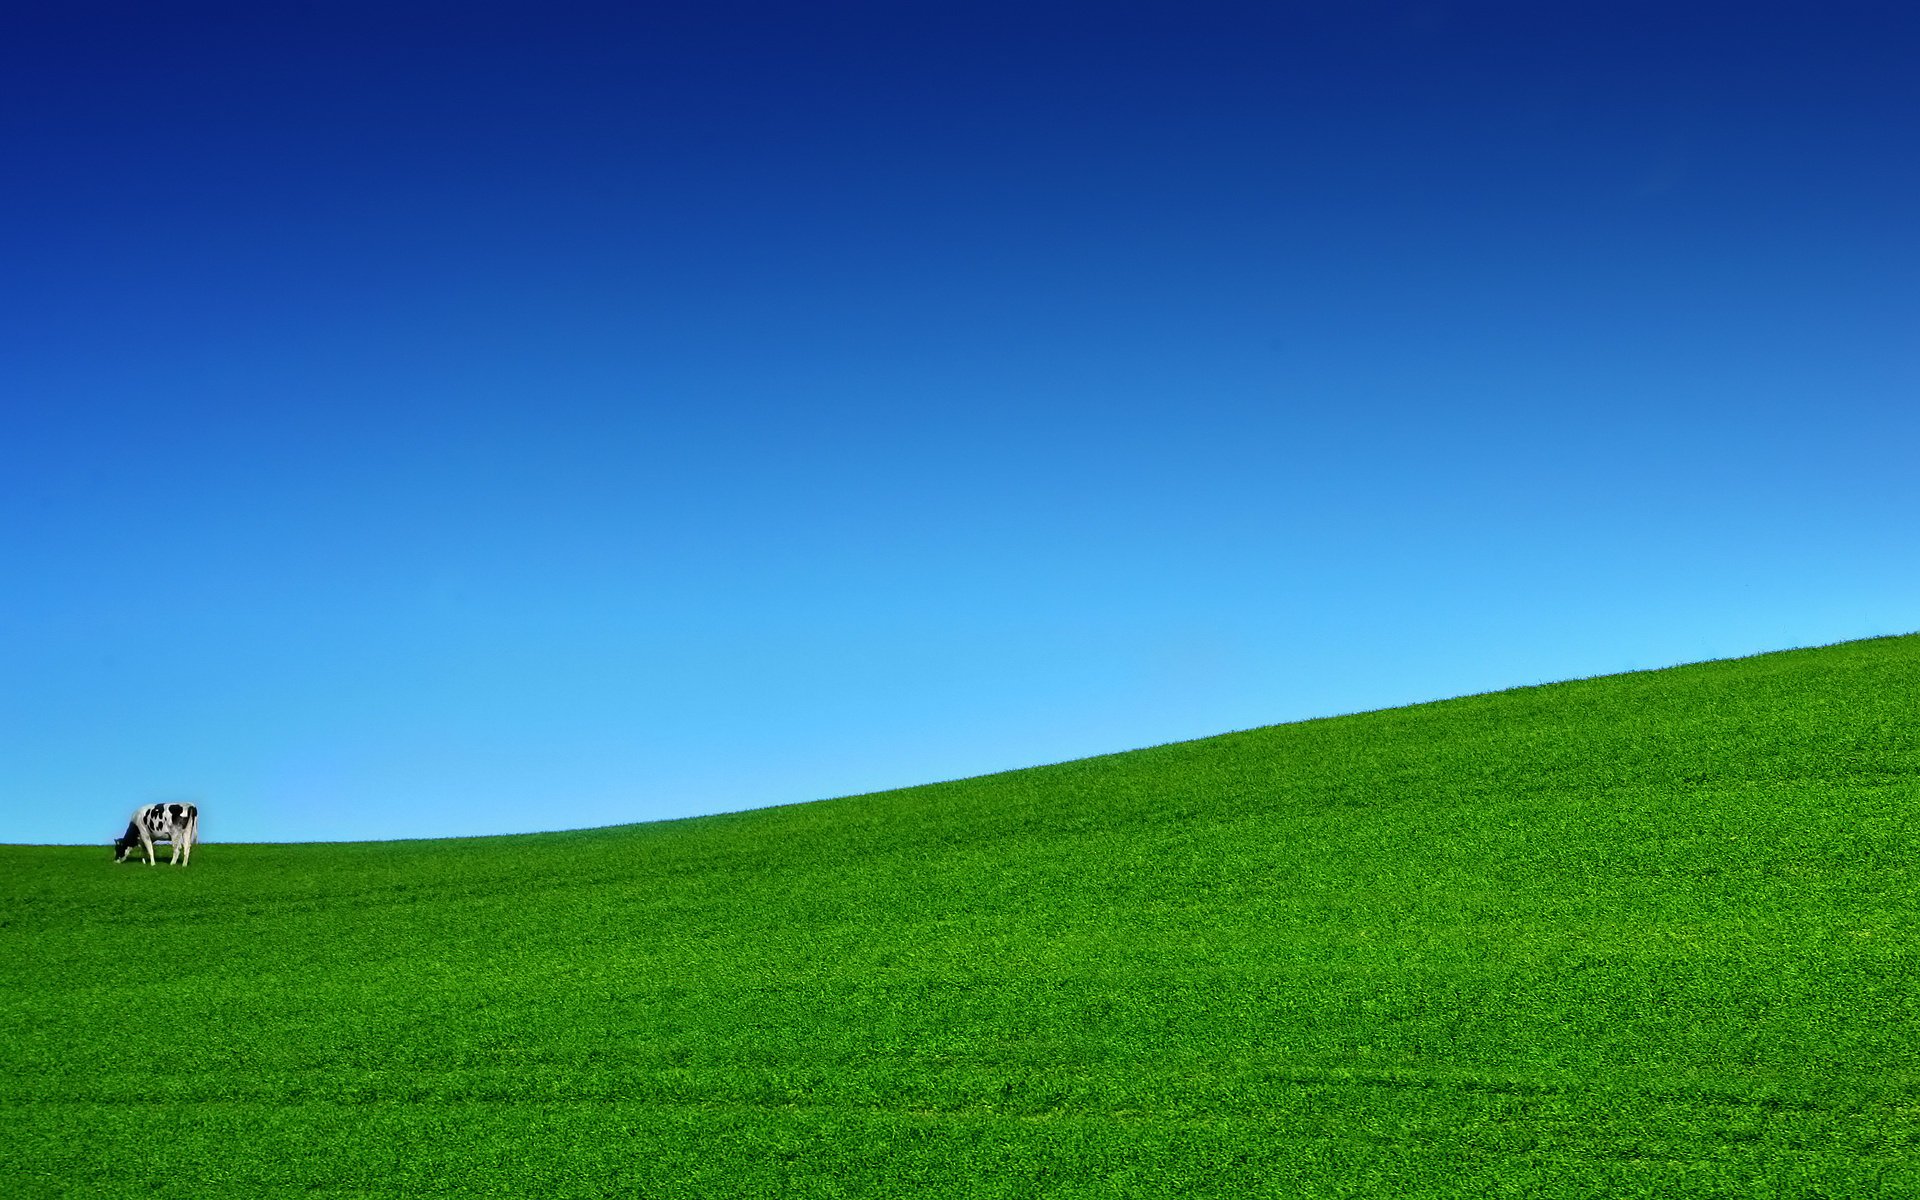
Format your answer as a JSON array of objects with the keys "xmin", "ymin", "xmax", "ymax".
[{"xmin": 4, "ymin": 635, "xmax": 1917, "ymax": 1197}]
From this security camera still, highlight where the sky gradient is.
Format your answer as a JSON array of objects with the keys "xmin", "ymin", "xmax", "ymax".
[{"xmin": 6, "ymin": 1, "xmax": 1915, "ymax": 844}]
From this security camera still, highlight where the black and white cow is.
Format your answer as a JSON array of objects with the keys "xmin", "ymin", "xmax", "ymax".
[{"xmin": 113, "ymin": 802, "xmax": 200, "ymax": 866}]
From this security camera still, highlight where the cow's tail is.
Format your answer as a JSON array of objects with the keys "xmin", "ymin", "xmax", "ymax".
[{"xmin": 184, "ymin": 805, "xmax": 200, "ymax": 865}]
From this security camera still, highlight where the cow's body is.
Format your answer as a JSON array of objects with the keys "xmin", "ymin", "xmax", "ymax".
[{"xmin": 114, "ymin": 803, "xmax": 199, "ymax": 866}]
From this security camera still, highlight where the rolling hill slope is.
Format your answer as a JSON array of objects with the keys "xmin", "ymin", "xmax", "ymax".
[{"xmin": 4, "ymin": 635, "xmax": 1917, "ymax": 1197}]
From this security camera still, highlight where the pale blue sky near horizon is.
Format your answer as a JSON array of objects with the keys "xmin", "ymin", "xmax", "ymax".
[{"xmin": 5, "ymin": 1, "xmax": 1915, "ymax": 844}]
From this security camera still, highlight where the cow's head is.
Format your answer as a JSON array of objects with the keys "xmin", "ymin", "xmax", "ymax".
[{"xmin": 112, "ymin": 824, "xmax": 139, "ymax": 862}]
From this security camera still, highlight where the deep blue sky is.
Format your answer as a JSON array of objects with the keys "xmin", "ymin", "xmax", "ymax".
[{"xmin": 6, "ymin": 2, "xmax": 1914, "ymax": 844}]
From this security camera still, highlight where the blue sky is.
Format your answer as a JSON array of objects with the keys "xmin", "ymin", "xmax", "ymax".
[{"xmin": 6, "ymin": 1, "xmax": 1914, "ymax": 844}]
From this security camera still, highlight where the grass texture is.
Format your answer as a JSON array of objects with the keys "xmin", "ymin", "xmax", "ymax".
[{"xmin": 3, "ymin": 635, "xmax": 1917, "ymax": 1197}]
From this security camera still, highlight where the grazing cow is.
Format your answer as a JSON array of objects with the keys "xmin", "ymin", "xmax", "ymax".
[{"xmin": 113, "ymin": 803, "xmax": 199, "ymax": 866}]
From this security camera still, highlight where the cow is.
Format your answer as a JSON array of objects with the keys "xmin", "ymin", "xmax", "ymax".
[{"xmin": 113, "ymin": 802, "xmax": 200, "ymax": 866}]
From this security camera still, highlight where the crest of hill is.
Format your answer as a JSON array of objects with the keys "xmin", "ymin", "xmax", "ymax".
[
  {"xmin": 39, "ymin": 631, "xmax": 1900, "ymax": 909},
  {"xmin": 721, "ymin": 631, "xmax": 1916, "ymax": 848},
  {"xmin": 11, "ymin": 634, "xmax": 1914, "ymax": 886},
  {"xmin": 478, "ymin": 630, "xmax": 1916, "ymax": 871}
]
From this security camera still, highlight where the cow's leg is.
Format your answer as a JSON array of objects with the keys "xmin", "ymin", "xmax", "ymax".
[{"xmin": 140, "ymin": 829, "xmax": 157, "ymax": 865}]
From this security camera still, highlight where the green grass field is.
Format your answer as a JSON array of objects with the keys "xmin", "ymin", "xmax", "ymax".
[{"xmin": 4, "ymin": 635, "xmax": 1917, "ymax": 1197}]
